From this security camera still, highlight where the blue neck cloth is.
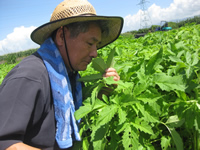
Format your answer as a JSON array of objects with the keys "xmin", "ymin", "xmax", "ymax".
[{"xmin": 37, "ymin": 37, "xmax": 82, "ymax": 149}]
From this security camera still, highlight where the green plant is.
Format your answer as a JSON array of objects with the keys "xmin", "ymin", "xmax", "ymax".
[
  {"xmin": 74, "ymin": 24, "xmax": 200, "ymax": 150},
  {"xmin": 5, "ymin": 54, "xmax": 16, "ymax": 64}
]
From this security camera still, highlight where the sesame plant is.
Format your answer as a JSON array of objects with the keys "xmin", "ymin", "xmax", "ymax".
[{"xmin": 75, "ymin": 24, "xmax": 200, "ymax": 150}]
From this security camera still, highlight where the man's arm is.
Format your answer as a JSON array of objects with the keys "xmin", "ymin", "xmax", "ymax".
[{"xmin": 6, "ymin": 143, "xmax": 41, "ymax": 150}]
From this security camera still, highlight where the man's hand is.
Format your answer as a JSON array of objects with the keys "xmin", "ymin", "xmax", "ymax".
[
  {"xmin": 98, "ymin": 68, "xmax": 120, "ymax": 99},
  {"xmin": 103, "ymin": 68, "xmax": 120, "ymax": 81}
]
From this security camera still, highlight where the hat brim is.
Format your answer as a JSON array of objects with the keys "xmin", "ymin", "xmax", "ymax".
[{"xmin": 31, "ymin": 16, "xmax": 123, "ymax": 49}]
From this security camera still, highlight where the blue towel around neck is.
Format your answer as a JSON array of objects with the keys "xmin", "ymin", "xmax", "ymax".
[{"xmin": 37, "ymin": 37, "xmax": 82, "ymax": 149}]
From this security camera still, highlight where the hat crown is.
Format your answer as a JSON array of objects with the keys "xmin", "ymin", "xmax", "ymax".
[{"xmin": 50, "ymin": 0, "xmax": 96, "ymax": 22}]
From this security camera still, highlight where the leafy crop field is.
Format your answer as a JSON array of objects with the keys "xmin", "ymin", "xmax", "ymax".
[
  {"xmin": 75, "ymin": 24, "xmax": 200, "ymax": 150},
  {"xmin": 1, "ymin": 24, "xmax": 200, "ymax": 150},
  {"xmin": 0, "ymin": 62, "xmax": 19, "ymax": 84}
]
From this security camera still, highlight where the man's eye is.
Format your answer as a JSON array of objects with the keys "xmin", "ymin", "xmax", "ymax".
[{"xmin": 87, "ymin": 42, "xmax": 93, "ymax": 46}]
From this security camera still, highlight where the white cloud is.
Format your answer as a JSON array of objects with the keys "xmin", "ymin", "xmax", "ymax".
[
  {"xmin": 0, "ymin": 26, "xmax": 39, "ymax": 56},
  {"xmin": 123, "ymin": 0, "xmax": 200, "ymax": 33}
]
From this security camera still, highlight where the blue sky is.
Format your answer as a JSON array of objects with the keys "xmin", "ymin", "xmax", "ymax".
[{"xmin": 0, "ymin": 0, "xmax": 200, "ymax": 55}]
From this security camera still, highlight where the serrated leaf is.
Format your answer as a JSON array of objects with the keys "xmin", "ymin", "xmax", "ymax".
[
  {"xmin": 91, "ymin": 124, "xmax": 109, "ymax": 141},
  {"xmin": 165, "ymin": 125, "xmax": 184, "ymax": 150},
  {"xmin": 116, "ymin": 122, "xmax": 129, "ymax": 134},
  {"xmin": 118, "ymin": 107, "xmax": 127, "ymax": 124},
  {"xmin": 93, "ymin": 99, "xmax": 107, "ymax": 110},
  {"xmin": 108, "ymin": 129, "xmax": 120, "ymax": 150},
  {"xmin": 169, "ymin": 55, "xmax": 183, "ymax": 63},
  {"xmin": 78, "ymin": 73, "xmax": 102, "ymax": 82},
  {"xmin": 161, "ymin": 136, "xmax": 171, "ymax": 150},
  {"xmin": 137, "ymin": 90, "xmax": 162, "ymax": 103},
  {"xmin": 136, "ymin": 103, "xmax": 159, "ymax": 123},
  {"xmin": 120, "ymin": 94, "xmax": 139, "ymax": 107},
  {"xmin": 91, "ymin": 82, "xmax": 105, "ymax": 107},
  {"xmin": 146, "ymin": 47, "xmax": 163, "ymax": 75},
  {"xmin": 106, "ymin": 47, "xmax": 116, "ymax": 68},
  {"xmin": 166, "ymin": 115, "xmax": 185, "ymax": 128},
  {"xmin": 92, "ymin": 137, "xmax": 106, "ymax": 150},
  {"xmin": 96, "ymin": 105, "xmax": 118, "ymax": 126},
  {"xmin": 191, "ymin": 51, "xmax": 199, "ymax": 66},
  {"xmin": 74, "ymin": 104, "xmax": 92, "ymax": 120},
  {"xmin": 131, "ymin": 121, "xmax": 154, "ymax": 135},
  {"xmin": 153, "ymin": 73, "xmax": 186, "ymax": 92},
  {"xmin": 185, "ymin": 51, "xmax": 192, "ymax": 65},
  {"xmin": 92, "ymin": 57, "xmax": 107, "ymax": 73},
  {"xmin": 122, "ymin": 125, "xmax": 139, "ymax": 149},
  {"xmin": 133, "ymin": 81, "xmax": 148, "ymax": 96}
]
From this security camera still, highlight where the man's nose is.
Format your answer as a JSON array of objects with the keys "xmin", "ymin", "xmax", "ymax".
[{"xmin": 89, "ymin": 45, "xmax": 98, "ymax": 58}]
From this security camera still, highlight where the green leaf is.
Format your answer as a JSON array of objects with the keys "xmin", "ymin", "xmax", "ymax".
[
  {"xmin": 96, "ymin": 105, "xmax": 118, "ymax": 126},
  {"xmin": 106, "ymin": 47, "xmax": 116, "ymax": 68},
  {"xmin": 165, "ymin": 125, "xmax": 184, "ymax": 150},
  {"xmin": 122, "ymin": 125, "xmax": 139, "ymax": 149},
  {"xmin": 74, "ymin": 104, "xmax": 92, "ymax": 120},
  {"xmin": 145, "ymin": 47, "xmax": 163, "ymax": 75},
  {"xmin": 75, "ymin": 98, "xmax": 106, "ymax": 120},
  {"xmin": 137, "ymin": 90, "xmax": 162, "ymax": 103},
  {"xmin": 133, "ymin": 81, "xmax": 148, "ymax": 96},
  {"xmin": 191, "ymin": 51, "xmax": 199, "ymax": 66},
  {"xmin": 185, "ymin": 51, "xmax": 192, "ymax": 65},
  {"xmin": 169, "ymin": 55, "xmax": 183, "ymax": 63},
  {"xmin": 161, "ymin": 136, "xmax": 171, "ymax": 150},
  {"xmin": 91, "ymin": 123, "xmax": 109, "ymax": 141},
  {"xmin": 153, "ymin": 73, "xmax": 186, "ymax": 92},
  {"xmin": 116, "ymin": 122, "xmax": 129, "ymax": 134},
  {"xmin": 91, "ymin": 82, "xmax": 105, "ymax": 107},
  {"xmin": 108, "ymin": 128, "xmax": 120, "ymax": 150},
  {"xmin": 92, "ymin": 57, "xmax": 107, "ymax": 73},
  {"xmin": 78, "ymin": 73, "xmax": 102, "ymax": 82},
  {"xmin": 136, "ymin": 103, "xmax": 159, "ymax": 123},
  {"xmin": 102, "ymin": 94, "xmax": 109, "ymax": 104},
  {"xmin": 118, "ymin": 107, "xmax": 127, "ymax": 124},
  {"xmin": 92, "ymin": 137, "xmax": 106, "ymax": 150},
  {"xmin": 175, "ymin": 41, "xmax": 185, "ymax": 50},
  {"xmin": 131, "ymin": 121, "xmax": 154, "ymax": 135},
  {"xmin": 82, "ymin": 137, "xmax": 90, "ymax": 150},
  {"xmin": 120, "ymin": 94, "xmax": 139, "ymax": 107},
  {"xmin": 166, "ymin": 115, "xmax": 185, "ymax": 128},
  {"xmin": 93, "ymin": 99, "xmax": 107, "ymax": 110}
]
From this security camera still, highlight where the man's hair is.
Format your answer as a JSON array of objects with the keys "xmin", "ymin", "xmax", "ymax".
[{"xmin": 51, "ymin": 20, "xmax": 109, "ymax": 40}]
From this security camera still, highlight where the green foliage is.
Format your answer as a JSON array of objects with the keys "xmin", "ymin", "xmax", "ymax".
[
  {"xmin": 75, "ymin": 24, "xmax": 200, "ymax": 150},
  {"xmin": 5, "ymin": 54, "xmax": 17, "ymax": 64},
  {"xmin": 0, "ymin": 62, "xmax": 19, "ymax": 84},
  {"xmin": 0, "ymin": 48, "xmax": 37, "ymax": 62}
]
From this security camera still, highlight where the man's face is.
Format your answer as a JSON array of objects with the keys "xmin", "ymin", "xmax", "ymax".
[{"xmin": 64, "ymin": 23, "xmax": 102, "ymax": 71}]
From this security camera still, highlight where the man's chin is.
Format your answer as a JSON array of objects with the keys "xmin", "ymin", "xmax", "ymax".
[{"xmin": 78, "ymin": 65, "xmax": 88, "ymax": 71}]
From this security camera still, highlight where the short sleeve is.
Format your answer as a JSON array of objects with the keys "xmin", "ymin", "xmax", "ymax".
[{"xmin": 0, "ymin": 77, "xmax": 43, "ymax": 149}]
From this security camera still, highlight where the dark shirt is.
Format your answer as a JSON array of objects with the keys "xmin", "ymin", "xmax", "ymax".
[{"xmin": 0, "ymin": 53, "xmax": 57, "ymax": 149}]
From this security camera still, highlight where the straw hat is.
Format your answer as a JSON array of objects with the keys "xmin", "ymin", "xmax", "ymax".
[{"xmin": 31, "ymin": 0, "xmax": 123, "ymax": 49}]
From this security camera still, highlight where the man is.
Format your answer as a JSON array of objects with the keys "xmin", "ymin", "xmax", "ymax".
[{"xmin": 0, "ymin": 0, "xmax": 123, "ymax": 149}]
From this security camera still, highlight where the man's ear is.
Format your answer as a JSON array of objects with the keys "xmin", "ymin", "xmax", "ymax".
[
  {"xmin": 55, "ymin": 27, "xmax": 64, "ymax": 46},
  {"xmin": 55, "ymin": 26, "xmax": 70, "ymax": 46}
]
